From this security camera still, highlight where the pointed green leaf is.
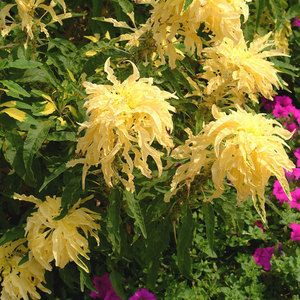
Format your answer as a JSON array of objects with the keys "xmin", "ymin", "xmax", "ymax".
[
  {"xmin": 124, "ymin": 190, "xmax": 147, "ymax": 238},
  {"xmin": 0, "ymin": 226, "xmax": 25, "ymax": 246},
  {"xmin": 7, "ymin": 59, "xmax": 43, "ymax": 69},
  {"xmin": 203, "ymin": 202, "xmax": 215, "ymax": 253},
  {"xmin": 39, "ymin": 163, "xmax": 67, "ymax": 192},
  {"xmin": 107, "ymin": 189, "xmax": 122, "ymax": 254},
  {"xmin": 23, "ymin": 120, "xmax": 52, "ymax": 183},
  {"xmin": 177, "ymin": 203, "xmax": 194, "ymax": 279},
  {"xmin": 1, "ymin": 80, "xmax": 30, "ymax": 97},
  {"xmin": 255, "ymin": 0, "xmax": 265, "ymax": 29}
]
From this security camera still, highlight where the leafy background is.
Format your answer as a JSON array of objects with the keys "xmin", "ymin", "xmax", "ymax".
[{"xmin": 0, "ymin": 0, "xmax": 299, "ymax": 299}]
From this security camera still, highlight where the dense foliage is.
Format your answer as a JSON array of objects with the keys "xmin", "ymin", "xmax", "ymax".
[{"xmin": 0, "ymin": 0, "xmax": 299, "ymax": 299}]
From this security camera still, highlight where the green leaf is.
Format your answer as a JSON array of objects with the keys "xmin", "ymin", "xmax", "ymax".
[
  {"xmin": 47, "ymin": 131, "xmax": 77, "ymax": 142},
  {"xmin": 0, "ymin": 100, "xmax": 32, "ymax": 110},
  {"xmin": 286, "ymin": 5, "xmax": 300, "ymax": 20},
  {"xmin": 18, "ymin": 252, "xmax": 29, "ymax": 266},
  {"xmin": 107, "ymin": 189, "xmax": 122, "ymax": 254},
  {"xmin": 39, "ymin": 163, "xmax": 67, "ymax": 192},
  {"xmin": 54, "ymin": 174, "xmax": 82, "ymax": 220},
  {"xmin": 112, "ymin": 0, "xmax": 133, "ymax": 14},
  {"xmin": 203, "ymin": 202, "xmax": 215, "ymax": 254},
  {"xmin": 110, "ymin": 271, "xmax": 126, "ymax": 300},
  {"xmin": 183, "ymin": 0, "xmax": 194, "ymax": 12},
  {"xmin": 255, "ymin": 0, "xmax": 265, "ymax": 29},
  {"xmin": 4, "ymin": 130, "xmax": 27, "ymax": 181},
  {"xmin": 177, "ymin": 203, "xmax": 194, "ymax": 279},
  {"xmin": 79, "ymin": 268, "xmax": 97, "ymax": 293},
  {"xmin": 124, "ymin": 190, "xmax": 147, "ymax": 238},
  {"xmin": 1, "ymin": 80, "xmax": 30, "ymax": 97},
  {"xmin": 0, "ymin": 226, "xmax": 25, "ymax": 246},
  {"xmin": 269, "ymin": 0, "xmax": 285, "ymax": 31},
  {"xmin": 145, "ymin": 218, "xmax": 171, "ymax": 288},
  {"xmin": 23, "ymin": 121, "xmax": 52, "ymax": 183},
  {"xmin": 7, "ymin": 59, "xmax": 43, "ymax": 69}
]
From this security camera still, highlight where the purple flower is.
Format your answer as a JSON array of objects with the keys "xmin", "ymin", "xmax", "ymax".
[
  {"xmin": 254, "ymin": 220, "xmax": 265, "ymax": 232},
  {"xmin": 290, "ymin": 223, "xmax": 300, "ymax": 241},
  {"xmin": 261, "ymin": 97, "xmax": 275, "ymax": 111},
  {"xmin": 129, "ymin": 289, "xmax": 156, "ymax": 300},
  {"xmin": 293, "ymin": 17, "xmax": 300, "ymax": 27},
  {"xmin": 253, "ymin": 246, "xmax": 279, "ymax": 271},
  {"xmin": 294, "ymin": 148, "xmax": 300, "ymax": 168},
  {"xmin": 273, "ymin": 180, "xmax": 289, "ymax": 204},
  {"xmin": 90, "ymin": 274, "xmax": 122, "ymax": 300},
  {"xmin": 290, "ymin": 188, "xmax": 300, "ymax": 211}
]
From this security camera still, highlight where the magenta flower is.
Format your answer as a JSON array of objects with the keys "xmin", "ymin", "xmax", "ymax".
[
  {"xmin": 129, "ymin": 289, "xmax": 156, "ymax": 300},
  {"xmin": 290, "ymin": 223, "xmax": 300, "ymax": 241},
  {"xmin": 294, "ymin": 148, "xmax": 300, "ymax": 167},
  {"xmin": 253, "ymin": 247, "xmax": 275, "ymax": 271},
  {"xmin": 274, "ymin": 95, "xmax": 293, "ymax": 107},
  {"xmin": 273, "ymin": 180, "xmax": 289, "ymax": 204},
  {"xmin": 284, "ymin": 168, "xmax": 300, "ymax": 181},
  {"xmin": 290, "ymin": 188, "xmax": 300, "ymax": 211},
  {"xmin": 254, "ymin": 220, "xmax": 265, "ymax": 232},
  {"xmin": 90, "ymin": 274, "xmax": 122, "ymax": 300},
  {"xmin": 293, "ymin": 17, "xmax": 300, "ymax": 27},
  {"xmin": 253, "ymin": 244, "xmax": 281, "ymax": 271}
]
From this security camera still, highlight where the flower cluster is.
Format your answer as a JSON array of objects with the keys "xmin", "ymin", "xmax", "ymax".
[{"xmin": 68, "ymin": 58, "xmax": 176, "ymax": 192}]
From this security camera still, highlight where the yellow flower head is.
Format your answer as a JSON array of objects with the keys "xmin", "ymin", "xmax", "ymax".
[
  {"xmin": 0, "ymin": 0, "xmax": 71, "ymax": 39},
  {"xmin": 0, "ymin": 238, "xmax": 50, "ymax": 300},
  {"xmin": 68, "ymin": 58, "xmax": 176, "ymax": 192},
  {"xmin": 203, "ymin": 33, "xmax": 286, "ymax": 103},
  {"xmin": 168, "ymin": 106, "xmax": 294, "ymax": 221},
  {"xmin": 129, "ymin": 0, "xmax": 249, "ymax": 68},
  {"xmin": 13, "ymin": 194, "xmax": 101, "ymax": 273}
]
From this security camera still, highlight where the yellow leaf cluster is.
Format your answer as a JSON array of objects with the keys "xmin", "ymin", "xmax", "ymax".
[
  {"xmin": 130, "ymin": 0, "xmax": 249, "ymax": 68},
  {"xmin": 0, "ymin": 239, "xmax": 50, "ymax": 300},
  {"xmin": 168, "ymin": 106, "xmax": 295, "ymax": 221},
  {"xmin": 68, "ymin": 58, "xmax": 176, "ymax": 192},
  {"xmin": 203, "ymin": 33, "xmax": 286, "ymax": 103},
  {"xmin": 0, "ymin": 0, "xmax": 71, "ymax": 40},
  {"xmin": 13, "ymin": 193, "xmax": 100, "ymax": 273}
]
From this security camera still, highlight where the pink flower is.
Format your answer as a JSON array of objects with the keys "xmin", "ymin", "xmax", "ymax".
[
  {"xmin": 273, "ymin": 180, "xmax": 289, "ymax": 204},
  {"xmin": 254, "ymin": 220, "xmax": 266, "ymax": 232},
  {"xmin": 290, "ymin": 188, "xmax": 300, "ymax": 211},
  {"xmin": 274, "ymin": 95, "xmax": 293, "ymax": 107},
  {"xmin": 129, "ymin": 289, "xmax": 156, "ymax": 300},
  {"xmin": 253, "ymin": 245, "xmax": 281, "ymax": 271},
  {"xmin": 293, "ymin": 17, "xmax": 300, "ymax": 27},
  {"xmin": 272, "ymin": 103, "xmax": 291, "ymax": 119},
  {"xmin": 294, "ymin": 148, "xmax": 300, "ymax": 167},
  {"xmin": 284, "ymin": 168, "xmax": 300, "ymax": 181},
  {"xmin": 90, "ymin": 274, "xmax": 122, "ymax": 300},
  {"xmin": 290, "ymin": 223, "xmax": 300, "ymax": 241}
]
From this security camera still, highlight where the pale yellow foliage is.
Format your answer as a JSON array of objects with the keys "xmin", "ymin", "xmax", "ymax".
[
  {"xmin": 127, "ymin": 0, "xmax": 250, "ymax": 68},
  {"xmin": 203, "ymin": 33, "xmax": 286, "ymax": 103},
  {"xmin": 0, "ymin": 0, "xmax": 71, "ymax": 39},
  {"xmin": 274, "ymin": 22, "xmax": 292, "ymax": 54},
  {"xmin": 168, "ymin": 106, "xmax": 294, "ymax": 221},
  {"xmin": 13, "ymin": 193, "xmax": 101, "ymax": 273},
  {"xmin": 68, "ymin": 58, "xmax": 176, "ymax": 192},
  {"xmin": 0, "ymin": 238, "xmax": 50, "ymax": 300}
]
